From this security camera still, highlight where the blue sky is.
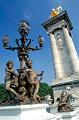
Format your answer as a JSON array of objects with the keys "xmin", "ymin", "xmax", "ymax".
[{"xmin": 0, "ymin": 0, "xmax": 79, "ymax": 84}]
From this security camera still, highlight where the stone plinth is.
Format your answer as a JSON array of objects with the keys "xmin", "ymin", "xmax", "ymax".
[
  {"xmin": 49, "ymin": 105, "xmax": 79, "ymax": 120},
  {"xmin": 0, "ymin": 104, "xmax": 59, "ymax": 120},
  {"xmin": 52, "ymin": 74, "xmax": 79, "ymax": 103},
  {"xmin": 59, "ymin": 108, "xmax": 79, "ymax": 120}
]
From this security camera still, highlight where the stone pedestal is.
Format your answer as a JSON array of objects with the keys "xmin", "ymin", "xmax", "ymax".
[
  {"xmin": 48, "ymin": 105, "xmax": 79, "ymax": 120},
  {"xmin": 59, "ymin": 108, "xmax": 79, "ymax": 120},
  {"xmin": 0, "ymin": 104, "xmax": 59, "ymax": 120},
  {"xmin": 52, "ymin": 74, "xmax": 79, "ymax": 103}
]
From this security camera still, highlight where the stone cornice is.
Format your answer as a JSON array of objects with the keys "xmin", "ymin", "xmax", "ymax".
[
  {"xmin": 42, "ymin": 10, "xmax": 73, "ymax": 30},
  {"xmin": 52, "ymin": 76, "xmax": 79, "ymax": 87}
]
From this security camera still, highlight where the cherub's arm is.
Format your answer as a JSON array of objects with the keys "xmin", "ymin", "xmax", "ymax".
[
  {"xmin": 6, "ymin": 68, "xmax": 18, "ymax": 76},
  {"xmin": 6, "ymin": 68, "xmax": 13, "ymax": 73},
  {"xmin": 37, "ymin": 71, "xmax": 44, "ymax": 76}
]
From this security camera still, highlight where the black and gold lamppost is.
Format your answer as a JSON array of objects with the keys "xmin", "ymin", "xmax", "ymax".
[{"xmin": 2, "ymin": 20, "xmax": 44, "ymax": 69}]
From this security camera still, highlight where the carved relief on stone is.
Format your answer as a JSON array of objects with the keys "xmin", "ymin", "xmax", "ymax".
[{"xmin": 56, "ymin": 32, "xmax": 64, "ymax": 50}]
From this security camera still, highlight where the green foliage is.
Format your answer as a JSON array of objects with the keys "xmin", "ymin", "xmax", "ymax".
[
  {"xmin": 38, "ymin": 82, "xmax": 54, "ymax": 103},
  {"xmin": 0, "ymin": 83, "xmax": 6, "ymax": 101},
  {"xmin": 0, "ymin": 83, "xmax": 15, "ymax": 101},
  {"xmin": 38, "ymin": 82, "xmax": 50, "ymax": 97}
]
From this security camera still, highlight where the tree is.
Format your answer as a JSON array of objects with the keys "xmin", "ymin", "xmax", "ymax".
[
  {"xmin": 0, "ymin": 83, "xmax": 6, "ymax": 101},
  {"xmin": 38, "ymin": 82, "xmax": 54, "ymax": 103},
  {"xmin": 0, "ymin": 83, "xmax": 15, "ymax": 102}
]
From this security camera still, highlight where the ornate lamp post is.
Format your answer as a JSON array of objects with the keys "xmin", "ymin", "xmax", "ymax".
[{"xmin": 2, "ymin": 20, "xmax": 44, "ymax": 69}]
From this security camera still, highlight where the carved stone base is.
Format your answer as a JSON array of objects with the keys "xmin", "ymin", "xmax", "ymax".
[
  {"xmin": 52, "ymin": 74, "xmax": 79, "ymax": 103},
  {"xmin": 0, "ymin": 104, "xmax": 59, "ymax": 120},
  {"xmin": 59, "ymin": 108, "xmax": 79, "ymax": 120}
]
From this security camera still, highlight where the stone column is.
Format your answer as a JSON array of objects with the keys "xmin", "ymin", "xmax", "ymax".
[
  {"xmin": 49, "ymin": 33, "xmax": 63, "ymax": 79},
  {"xmin": 63, "ymin": 27, "xmax": 79, "ymax": 73}
]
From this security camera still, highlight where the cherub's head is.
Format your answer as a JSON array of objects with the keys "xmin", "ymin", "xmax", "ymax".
[
  {"xmin": 25, "ymin": 59, "xmax": 32, "ymax": 68},
  {"xmin": 6, "ymin": 61, "xmax": 14, "ymax": 69}
]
